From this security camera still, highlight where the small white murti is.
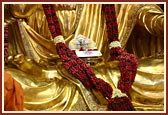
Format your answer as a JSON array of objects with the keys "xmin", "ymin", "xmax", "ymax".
[{"xmin": 69, "ymin": 34, "xmax": 102, "ymax": 58}]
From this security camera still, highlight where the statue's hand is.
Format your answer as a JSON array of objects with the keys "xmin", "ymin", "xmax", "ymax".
[{"xmin": 7, "ymin": 54, "xmax": 62, "ymax": 83}]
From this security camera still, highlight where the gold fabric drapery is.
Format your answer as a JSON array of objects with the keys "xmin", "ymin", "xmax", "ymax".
[{"xmin": 4, "ymin": 4, "xmax": 164, "ymax": 111}]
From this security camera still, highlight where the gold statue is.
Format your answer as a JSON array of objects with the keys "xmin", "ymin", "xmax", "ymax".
[{"xmin": 4, "ymin": 4, "xmax": 164, "ymax": 111}]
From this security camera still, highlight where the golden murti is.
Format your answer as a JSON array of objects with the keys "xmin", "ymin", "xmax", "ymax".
[{"xmin": 4, "ymin": 4, "xmax": 164, "ymax": 111}]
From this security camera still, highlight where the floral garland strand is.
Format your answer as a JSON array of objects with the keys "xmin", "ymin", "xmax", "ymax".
[
  {"xmin": 56, "ymin": 42, "xmax": 113, "ymax": 99},
  {"xmin": 4, "ymin": 26, "xmax": 9, "ymax": 58},
  {"xmin": 42, "ymin": 4, "xmax": 137, "ymax": 111},
  {"xmin": 103, "ymin": 4, "xmax": 138, "ymax": 94},
  {"xmin": 42, "ymin": 4, "xmax": 62, "ymax": 38},
  {"xmin": 103, "ymin": 4, "xmax": 138, "ymax": 110},
  {"xmin": 42, "ymin": 4, "xmax": 113, "ymax": 100}
]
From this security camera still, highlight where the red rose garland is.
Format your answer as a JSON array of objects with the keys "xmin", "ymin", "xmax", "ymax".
[
  {"xmin": 42, "ymin": 5, "xmax": 62, "ymax": 38},
  {"xmin": 42, "ymin": 4, "xmax": 138, "ymax": 111},
  {"xmin": 103, "ymin": 4, "xmax": 138, "ymax": 110},
  {"xmin": 43, "ymin": 4, "xmax": 113, "ymax": 99},
  {"xmin": 103, "ymin": 4, "xmax": 138, "ymax": 95},
  {"xmin": 4, "ymin": 26, "xmax": 9, "ymax": 58}
]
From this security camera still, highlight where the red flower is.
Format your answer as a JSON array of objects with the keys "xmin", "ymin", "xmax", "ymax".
[{"xmin": 108, "ymin": 96, "xmax": 135, "ymax": 111}]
